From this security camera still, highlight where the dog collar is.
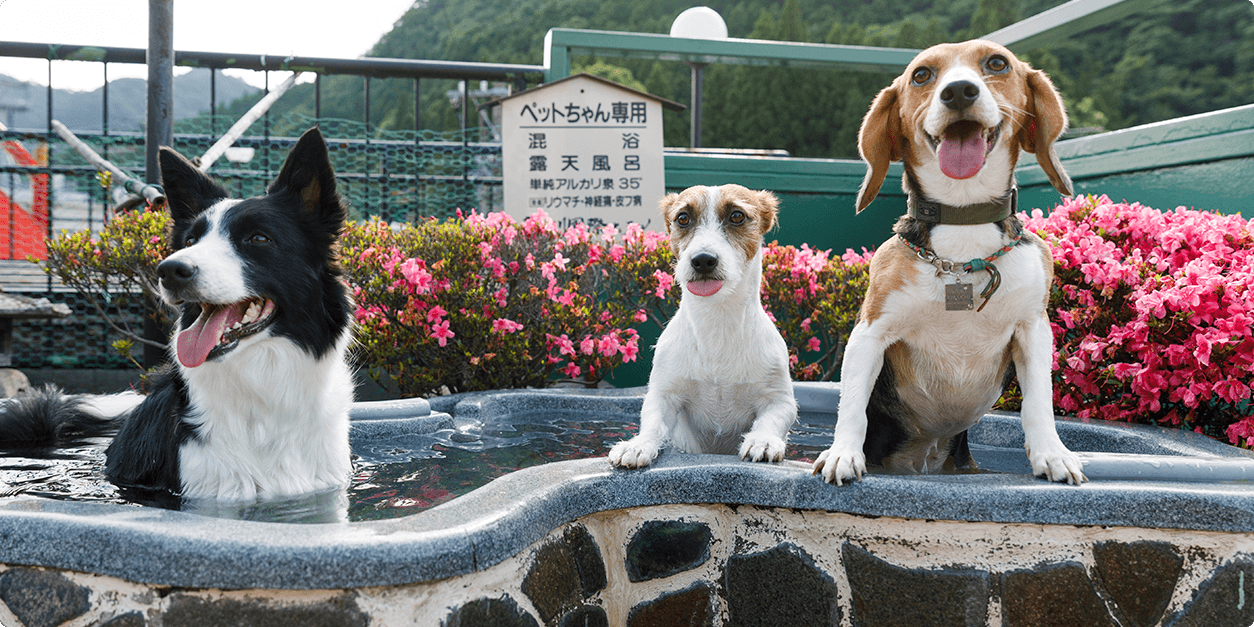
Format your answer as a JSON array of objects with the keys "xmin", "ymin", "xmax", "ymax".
[
  {"xmin": 908, "ymin": 188, "xmax": 1017, "ymax": 224},
  {"xmin": 898, "ymin": 232, "xmax": 1022, "ymax": 312}
]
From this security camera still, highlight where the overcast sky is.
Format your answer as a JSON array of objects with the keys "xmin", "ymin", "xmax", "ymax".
[{"xmin": 0, "ymin": 0, "xmax": 415, "ymax": 91}]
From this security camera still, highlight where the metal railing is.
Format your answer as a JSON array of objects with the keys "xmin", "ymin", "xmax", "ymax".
[
  {"xmin": 0, "ymin": 41, "xmax": 546, "ymax": 291},
  {"xmin": 0, "ymin": 42, "xmax": 545, "ymax": 369}
]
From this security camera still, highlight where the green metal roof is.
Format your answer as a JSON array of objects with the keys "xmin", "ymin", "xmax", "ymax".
[{"xmin": 544, "ymin": 28, "xmax": 919, "ymax": 81}]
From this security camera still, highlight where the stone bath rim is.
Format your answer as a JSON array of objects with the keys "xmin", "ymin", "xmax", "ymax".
[{"xmin": 1, "ymin": 382, "xmax": 1253, "ymax": 591}]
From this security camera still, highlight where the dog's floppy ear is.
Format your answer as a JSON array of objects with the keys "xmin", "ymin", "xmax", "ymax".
[
  {"xmin": 855, "ymin": 81, "xmax": 904, "ymax": 213},
  {"xmin": 754, "ymin": 190, "xmax": 780, "ymax": 236},
  {"xmin": 159, "ymin": 147, "xmax": 229, "ymax": 223},
  {"xmin": 658, "ymin": 192, "xmax": 681, "ymax": 238},
  {"xmin": 1020, "ymin": 69, "xmax": 1074, "ymax": 197},
  {"xmin": 269, "ymin": 127, "xmax": 348, "ymax": 232}
]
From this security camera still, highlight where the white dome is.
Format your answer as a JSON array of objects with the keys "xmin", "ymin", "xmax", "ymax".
[{"xmin": 669, "ymin": 7, "xmax": 729, "ymax": 40}]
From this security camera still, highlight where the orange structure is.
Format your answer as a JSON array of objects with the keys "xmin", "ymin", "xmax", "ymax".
[{"xmin": 0, "ymin": 139, "xmax": 49, "ymax": 260}]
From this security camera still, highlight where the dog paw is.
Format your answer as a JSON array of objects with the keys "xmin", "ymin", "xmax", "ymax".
[
  {"xmin": 608, "ymin": 439, "xmax": 660, "ymax": 469},
  {"xmin": 811, "ymin": 445, "xmax": 866, "ymax": 486},
  {"xmin": 739, "ymin": 433, "xmax": 786, "ymax": 463},
  {"xmin": 1027, "ymin": 445, "xmax": 1087, "ymax": 485}
]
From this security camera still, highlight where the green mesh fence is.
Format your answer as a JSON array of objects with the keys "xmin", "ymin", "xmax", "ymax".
[
  {"xmin": 10, "ymin": 294, "xmax": 147, "ymax": 369},
  {"xmin": 34, "ymin": 113, "xmax": 504, "ymax": 223},
  {"xmin": 170, "ymin": 114, "xmax": 503, "ymax": 222}
]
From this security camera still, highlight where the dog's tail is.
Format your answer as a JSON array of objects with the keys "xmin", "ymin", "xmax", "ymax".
[{"xmin": 0, "ymin": 385, "xmax": 142, "ymax": 450}]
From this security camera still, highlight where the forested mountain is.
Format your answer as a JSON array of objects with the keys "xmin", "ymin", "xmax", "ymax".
[
  {"xmin": 209, "ymin": 0, "xmax": 1253, "ymax": 158},
  {"xmin": 1, "ymin": 69, "xmax": 258, "ymax": 133}
]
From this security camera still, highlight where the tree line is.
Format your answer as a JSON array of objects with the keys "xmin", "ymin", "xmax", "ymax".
[{"xmin": 200, "ymin": 0, "xmax": 1253, "ymax": 159}]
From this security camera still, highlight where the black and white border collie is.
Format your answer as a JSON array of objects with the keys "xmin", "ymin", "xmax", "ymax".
[{"xmin": 0, "ymin": 127, "xmax": 355, "ymax": 501}]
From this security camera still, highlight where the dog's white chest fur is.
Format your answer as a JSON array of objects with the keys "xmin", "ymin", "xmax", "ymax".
[
  {"xmin": 655, "ymin": 297, "xmax": 787, "ymax": 388},
  {"xmin": 892, "ymin": 246, "xmax": 1044, "ymax": 429},
  {"xmin": 178, "ymin": 331, "xmax": 354, "ymax": 501},
  {"xmin": 651, "ymin": 296, "xmax": 792, "ymax": 448}
]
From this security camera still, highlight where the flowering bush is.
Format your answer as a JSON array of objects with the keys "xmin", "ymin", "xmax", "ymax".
[
  {"xmin": 41, "ymin": 204, "xmax": 871, "ymax": 389},
  {"xmin": 41, "ymin": 206, "xmax": 173, "ymax": 359},
  {"xmin": 342, "ymin": 211, "xmax": 674, "ymax": 396},
  {"xmin": 761, "ymin": 243, "xmax": 870, "ymax": 380},
  {"xmin": 1018, "ymin": 195, "xmax": 1254, "ymax": 445},
  {"xmin": 344, "ymin": 209, "xmax": 873, "ymax": 396}
]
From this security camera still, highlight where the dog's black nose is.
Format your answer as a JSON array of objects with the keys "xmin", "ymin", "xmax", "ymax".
[
  {"xmin": 690, "ymin": 252, "xmax": 719, "ymax": 275},
  {"xmin": 157, "ymin": 259, "xmax": 197, "ymax": 291},
  {"xmin": 940, "ymin": 80, "xmax": 980, "ymax": 111}
]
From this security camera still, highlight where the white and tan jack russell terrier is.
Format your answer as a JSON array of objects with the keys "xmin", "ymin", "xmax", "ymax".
[{"xmin": 610, "ymin": 184, "xmax": 797, "ymax": 469}]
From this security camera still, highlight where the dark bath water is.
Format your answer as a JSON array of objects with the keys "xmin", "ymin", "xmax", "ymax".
[{"xmin": 0, "ymin": 410, "xmax": 845, "ymax": 523}]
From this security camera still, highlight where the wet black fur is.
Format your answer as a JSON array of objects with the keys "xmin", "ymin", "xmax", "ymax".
[
  {"xmin": 0, "ymin": 128, "xmax": 350, "ymax": 495},
  {"xmin": 0, "ymin": 385, "xmax": 114, "ymax": 451},
  {"xmin": 102, "ymin": 366, "xmax": 195, "ymax": 492}
]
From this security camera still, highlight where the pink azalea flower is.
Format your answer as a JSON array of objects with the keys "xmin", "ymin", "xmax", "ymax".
[
  {"xmin": 653, "ymin": 270, "xmax": 674, "ymax": 297},
  {"xmin": 620, "ymin": 339, "xmax": 639, "ymax": 363},
  {"xmin": 399, "ymin": 258, "xmax": 433, "ymax": 294},
  {"xmin": 492, "ymin": 318, "xmax": 524, "ymax": 334},
  {"xmin": 552, "ymin": 334, "xmax": 576, "ymax": 358},
  {"xmin": 598, "ymin": 333, "xmax": 622, "ymax": 357},
  {"xmin": 430, "ymin": 320, "xmax": 454, "ymax": 347}
]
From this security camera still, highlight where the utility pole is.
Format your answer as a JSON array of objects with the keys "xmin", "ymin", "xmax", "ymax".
[{"xmin": 143, "ymin": 0, "xmax": 174, "ymax": 369}]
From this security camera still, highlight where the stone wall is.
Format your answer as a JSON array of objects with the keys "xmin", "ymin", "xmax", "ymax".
[{"xmin": 3, "ymin": 503, "xmax": 1254, "ymax": 626}]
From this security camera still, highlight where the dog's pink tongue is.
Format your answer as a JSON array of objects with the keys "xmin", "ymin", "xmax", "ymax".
[
  {"xmin": 175, "ymin": 305, "xmax": 239, "ymax": 368},
  {"xmin": 686, "ymin": 280, "xmax": 723, "ymax": 297},
  {"xmin": 938, "ymin": 133, "xmax": 987, "ymax": 179}
]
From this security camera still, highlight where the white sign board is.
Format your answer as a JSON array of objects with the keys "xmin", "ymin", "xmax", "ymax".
[{"xmin": 501, "ymin": 75, "xmax": 666, "ymax": 231}]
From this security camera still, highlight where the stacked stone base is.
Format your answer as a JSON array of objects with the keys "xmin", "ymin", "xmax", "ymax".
[{"xmin": 3, "ymin": 504, "xmax": 1253, "ymax": 626}]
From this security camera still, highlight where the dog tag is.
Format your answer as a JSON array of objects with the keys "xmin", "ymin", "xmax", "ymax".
[{"xmin": 945, "ymin": 283, "xmax": 974, "ymax": 311}]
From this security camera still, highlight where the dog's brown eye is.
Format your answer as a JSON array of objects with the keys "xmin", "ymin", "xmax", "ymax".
[
  {"xmin": 911, "ymin": 67, "xmax": 932, "ymax": 85},
  {"xmin": 248, "ymin": 234, "xmax": 271, "ymax": 245},
  {"xmin": 675, "ymin": 212, "xmax": 691, "ymax": 227},
  {"xmin": 729, "ymin": 211, "xmax": 746, "ymax": 225},
  {"xmin": 986, "ymin": 55, "xmax": 1008, "ymax": 73},
  {"xmin": 184, "ymin": 236, "xmax": 197, "ymax": 247}
]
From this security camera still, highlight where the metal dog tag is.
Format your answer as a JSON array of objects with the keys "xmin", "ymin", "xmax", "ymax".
[{"xmin": 945, "ymin": 283, "xmax": 974, "ymax": 311}]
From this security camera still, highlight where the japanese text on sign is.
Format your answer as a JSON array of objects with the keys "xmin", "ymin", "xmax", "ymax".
[{"xmin": 502, "ymin": 75, "xmax": 667, "ymax": 231}]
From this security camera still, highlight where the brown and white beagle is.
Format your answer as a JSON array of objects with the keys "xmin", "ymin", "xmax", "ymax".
[{"xmin": 812, "ymin": 40, "xmax": 1086, "ymax": 485}]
